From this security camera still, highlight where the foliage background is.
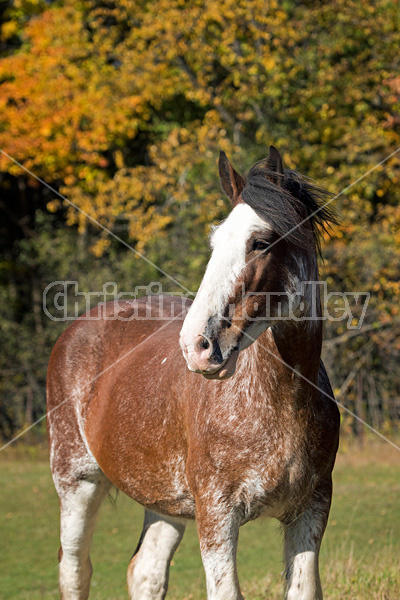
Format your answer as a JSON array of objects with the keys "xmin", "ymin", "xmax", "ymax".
[{"xmin": 0, "ymin": 0, "xmax": 399, "ymax": 441}]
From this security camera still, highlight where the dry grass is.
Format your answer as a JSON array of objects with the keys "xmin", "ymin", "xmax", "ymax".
[
  {"xmin": 1, "ymin": 436, "xmax": 399, "ymax": 599},
  {"xmin": 336, "ymin": 434, "xmax": 400, "ymax": 467}
]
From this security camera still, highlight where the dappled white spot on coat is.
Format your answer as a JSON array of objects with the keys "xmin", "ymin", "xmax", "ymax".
[{"xmin": 161, "ymin": 358, "xmax": 168, "ymax": 365}]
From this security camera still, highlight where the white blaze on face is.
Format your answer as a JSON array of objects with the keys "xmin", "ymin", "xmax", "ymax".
[{"xmin": 180, "ymin": 203, "xmax": 270, "ymax": 347}]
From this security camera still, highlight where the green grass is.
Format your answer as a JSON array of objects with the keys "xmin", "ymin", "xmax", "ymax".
[{"xmin": 1, "ymin": 440, "xmax": 399, "ymax": 600}]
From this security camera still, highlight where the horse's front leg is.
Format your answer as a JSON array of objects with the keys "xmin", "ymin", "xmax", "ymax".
[
  {"xmin": 283, "ymin": 480, "xmax": 332, "ymax": 600},
  {"xmin": 196, "ymin": 497, "xmax": 243, "ymax": 600}
]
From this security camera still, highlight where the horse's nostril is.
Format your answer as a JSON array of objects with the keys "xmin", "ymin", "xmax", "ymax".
[
  {"xmin": 194, "ymin": 335, "xmax": 212, "ymax": 354},
  {"xmin": 199, "ymin": 338, "xmax": 210, "ymax": 350}
]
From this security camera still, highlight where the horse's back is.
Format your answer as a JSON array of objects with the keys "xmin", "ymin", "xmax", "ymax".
[{"xmin": 47, "ymin": 295, "xmax": 191, "ymax": 403}]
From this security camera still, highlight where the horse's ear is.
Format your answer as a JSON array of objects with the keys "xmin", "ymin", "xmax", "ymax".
[
  {"xmin": 266, "ymin": 145, "xmax": 284, "ymax": 187},
  {"xmin": 218, "ymin": 151, "xmax": 245, "ymax": 204}
]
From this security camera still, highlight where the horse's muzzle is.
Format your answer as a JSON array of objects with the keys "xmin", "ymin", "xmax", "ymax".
[
  {"xmin": 180, "ymin": 333, "xmax": 239, "ymax": 380},
  {"xmin": 200, "ymin": 348, "xmax": 239, "ymax": 380}
]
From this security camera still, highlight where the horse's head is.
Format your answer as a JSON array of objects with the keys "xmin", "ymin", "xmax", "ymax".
[{"xmin": 180, "ymin": 146, "xmax": 332, "ymax": 380}]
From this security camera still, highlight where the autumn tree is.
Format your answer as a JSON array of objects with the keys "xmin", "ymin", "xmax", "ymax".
[{"xmin": 0, "ymin": 0, "xmax": 399, "ymax": 439}]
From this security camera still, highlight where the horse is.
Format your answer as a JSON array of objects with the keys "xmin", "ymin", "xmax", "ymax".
[{"xmin": 47, "ymin": 145, "xmax": 340, "ymax": 600}]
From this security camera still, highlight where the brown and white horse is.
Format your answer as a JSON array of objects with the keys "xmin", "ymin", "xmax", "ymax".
[{"xmin": 47, "ymin": 146, "xmax": 340, "ymax": 600}]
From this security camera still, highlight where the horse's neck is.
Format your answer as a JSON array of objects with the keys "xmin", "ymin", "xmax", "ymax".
[
  {"xmin": 259, "ymin": 320, "xmax": 322, "ymax": 380},
  {"xmin": 251, "ymin": 254, "xmax": 322, "ymax": 393}
]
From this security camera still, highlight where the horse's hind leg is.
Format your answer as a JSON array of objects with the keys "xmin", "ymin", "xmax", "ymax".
[
  {"xmin": 283, "ymin": 479, "xmax": 332, "ymax": 600},
  {"xmin": 57, "ymin": 471, "xmax": 111, "ymax": 600},
  {"xmin": 127, "ymin": 509, "xmax": 186, "ymax": 600}
]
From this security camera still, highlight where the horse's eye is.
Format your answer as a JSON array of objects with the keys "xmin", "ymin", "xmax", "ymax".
[{"xmin": 253, "ymin": 240, "xmax": 270, "ymax": 252}]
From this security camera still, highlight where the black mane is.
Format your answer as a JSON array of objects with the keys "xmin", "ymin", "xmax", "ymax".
[{"xmin": 241, "ymin": 161, "xmax": 337, "ymax": 254}]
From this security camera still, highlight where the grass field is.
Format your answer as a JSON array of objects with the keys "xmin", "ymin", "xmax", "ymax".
[{"xmin": 1, "ymin": 439, "xmax": 399, "ymax": 600}]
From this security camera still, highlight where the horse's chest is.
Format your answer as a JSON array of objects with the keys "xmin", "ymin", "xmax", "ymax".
[
  {"xmin": 195, "ymin": 414, "xmax": 320, "ymax": 521},
  {"xmin": 237, "ymin": 449, "xmax": 317, "ymax": 521}
]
